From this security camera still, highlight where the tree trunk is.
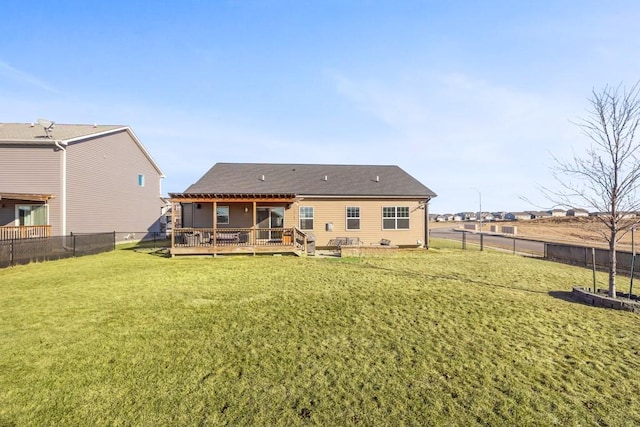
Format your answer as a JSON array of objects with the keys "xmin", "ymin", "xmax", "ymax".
[{"xmin": 609, "ymin": 236, "xmax": 617, "ymax": 297}]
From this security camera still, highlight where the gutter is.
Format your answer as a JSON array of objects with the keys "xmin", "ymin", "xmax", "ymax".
[{"xmin": 54, "ymin": 140, "xmax": 68, "ymax": 236}]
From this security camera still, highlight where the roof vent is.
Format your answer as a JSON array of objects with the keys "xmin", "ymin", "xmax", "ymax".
[
  {"xmin": 260, "ymin": 175, "xmax": 265, "ymax": 181},
  {"xmin": 375, "ymin": 176, "xmax": 379, "ymax": 182},
  {"xmin": 323, "ymin": 175, "xmax": 328, "ymax": 181}
]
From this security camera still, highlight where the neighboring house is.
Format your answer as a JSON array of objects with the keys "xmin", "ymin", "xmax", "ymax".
[
  {"xmin": 458, "ymin": 212, "xmax": 476, "ymax": 221},
  {"xmin": 169, "ymin": 163, "xmax": 436, "ymax": 255},
  {"xmin": 590, "ymin": 211, "xmax": 637, "ymax": 219},
  {"xmin": 0, "ymin": 122, "xmax": 165, "ymax": 240},
  {"xmin": 529, "ymin": 211, "xmax": 552, "ymax": 219},
  {"xmin": 505, "ymin": 212, "xmax": 532, "ymax": 221},
  {"xmin": 492, "ymin": 211, "xmax": 507, "ymax": 221},
  {"xmin": 477, "ymin": 212, "xmax": 494, "ymax": 222},
  {"xmin": 567, "ymin": 208, "xmax": 589, "ymax": 217},
  {"xmin": 548, "ymin": 209, "xmax": 567, "ymax": 217}
]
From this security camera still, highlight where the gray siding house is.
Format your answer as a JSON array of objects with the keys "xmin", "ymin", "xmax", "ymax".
[{"xmin": 0, "ymin": 122, "xmax": 165, "ymax": 240}]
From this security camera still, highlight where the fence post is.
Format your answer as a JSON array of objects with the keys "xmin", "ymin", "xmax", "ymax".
[
  {"xmin": 462, "ymin": 231, "xmax": 466, "ymax": 250},
  {"xmin": 10, "ymin": 237, "xmax": 14, "ymax": 267},
  {"xmin": 592, "ymin": 247, "xmax": 596, "ymax": 292},
  {"xmin": 72, "ymin": 232, "xmax": 76, "ymax": 257},
  {"xmin": 113, "ymin": 231, "xmax": 116, "ymax": 251},
  {"xmin": 513, "ymin": 239, "xmax": 516, "ymax": 255},
  {"xmin": 480, "ymin": 233, "xmax": 484, "ymax": 251}
]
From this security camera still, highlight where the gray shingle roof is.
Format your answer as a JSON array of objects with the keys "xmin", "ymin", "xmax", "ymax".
[
  {"xmin": 0, "ymin": 123, "xmax": 125, "ymax": 142},
  {"xmin": 182, "ymin": 163, "xmax": 436, "ymax": 198}
]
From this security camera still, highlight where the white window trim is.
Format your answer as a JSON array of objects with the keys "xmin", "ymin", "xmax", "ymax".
[
  {"xmin": 138, "ymin": 173, "xmax": 145, "ymax": 187},
  {"xmin": 299, "ymin": 206, "xmax": 314, "ymax": 230},
  {"xmin": 382, "ymin": 206, "xmax": 410, "ymax": 230},
  {"xmin": 346, "ymin": 206, "xmax": 361, "ymax": 231}
]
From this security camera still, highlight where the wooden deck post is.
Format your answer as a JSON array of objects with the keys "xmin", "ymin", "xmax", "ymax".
[
  {"xmin": 213, "ymin": 201, "xmax": 217, "ymax": 250},
  {"xmin": 170, "ymin": 201, "xmax": 176, "ymax": 255},
  {"xmin": 252, "ymin": 201, "xmax": 257, "ymax": 245}
]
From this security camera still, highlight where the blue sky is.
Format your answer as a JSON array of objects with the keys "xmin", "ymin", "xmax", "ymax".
[{"xmin": 2, "ymin": 1, "xmax": 639, "ymax": 213}]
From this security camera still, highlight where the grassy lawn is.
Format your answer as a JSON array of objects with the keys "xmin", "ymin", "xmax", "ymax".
[{"xmin": 1, "ymin": 241, "xmax": 639, "ymax": 426}]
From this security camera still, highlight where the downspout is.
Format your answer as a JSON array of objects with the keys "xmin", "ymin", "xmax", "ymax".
[
  {"xmin": 54, "ymin": 140, "xmax": 68, "ymax": 236},
  {"xmin": 424, "ymin": 197, "xmax": 431, "ymax": 250}
]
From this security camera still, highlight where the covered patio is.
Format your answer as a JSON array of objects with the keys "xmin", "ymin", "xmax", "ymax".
[
  {"xmin": 0, "ymin": 192, "xmax": 53, "ymax": 240},
  {"xmin": 169, "ymin": 193, "xmax": 311, "ymax": 256}
]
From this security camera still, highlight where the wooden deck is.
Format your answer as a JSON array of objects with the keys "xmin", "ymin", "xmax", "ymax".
[
  {"xmin": 0, "ymin": 225, "xmax": 51, "ymax": 240},
  {"xmin": 170, "ymin": 227, "xmax": 309, "ymax": 256}
]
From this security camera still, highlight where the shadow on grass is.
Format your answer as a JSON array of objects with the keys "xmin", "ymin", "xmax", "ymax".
[
  {"xmin": 548, "ymin": 290, "xmax": 577, "ymax": 304},
  {"xmin": 118, "ymin": 239, "xmax": 171, "ymax": 257}
]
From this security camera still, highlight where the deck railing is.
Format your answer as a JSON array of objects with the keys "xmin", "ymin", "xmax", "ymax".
[
  {"xmin": 173, "ymin": 227, "xmax": 307, "ymax": 252},
  {"xmin": 0, "ymin": 225, "xmax": 51, "ymax": 241}
]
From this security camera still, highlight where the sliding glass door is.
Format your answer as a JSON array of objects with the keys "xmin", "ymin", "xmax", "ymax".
[{"xmin": 256, "ymin": 207, "xmax": 284, "ymax": 240}]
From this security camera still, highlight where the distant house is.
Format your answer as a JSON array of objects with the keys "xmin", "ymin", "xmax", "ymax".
[
  {"xmin": 169, "ymin": 163, "xmax": 437, "ymax": 255},
  {"xmin": 492, "ymin": 211, "xmax": 507, "ymax": 221},
  {"xmin": 458, "ymin": 212, "xmax": 476, "ymax": 221},
  {"xmin": 590, "ymin": 211, "xmax": 637, "ymax": 219},
  {"xmin": 478, "ymin": 212, "xmax": 494, "ymax": 222},
  {"xmin": 0, "ymin": 122, "xmax": 165, "ymax": 240},
  {"xmin": 548, "ymin": 209, "xmax": 567, "ymax": 217},
  {"xmin": 567, "ymin": 208, "xmax": 589, "ymax": 217},
  {"xmin": 529, "ymin": 211, "xmax": 552, "ymax": 219},
  {"xmin": 505, "ymin": 212, "xmax": 532, "ymax": 221}
]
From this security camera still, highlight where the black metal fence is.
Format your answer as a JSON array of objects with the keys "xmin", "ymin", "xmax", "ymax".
[{"xmin": 0, "ymin": 232, "xmax": 116, "ymax": 268}]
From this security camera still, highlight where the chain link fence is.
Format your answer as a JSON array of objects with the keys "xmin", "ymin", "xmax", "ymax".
[{"xmin": 0, "ymin": 232, "xmax": 116, "ymax": 268}]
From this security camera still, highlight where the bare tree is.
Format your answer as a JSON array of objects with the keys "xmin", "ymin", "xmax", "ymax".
[{"xmin": 546, "ymin": 82, "xmax": 640, "ymax": 297}]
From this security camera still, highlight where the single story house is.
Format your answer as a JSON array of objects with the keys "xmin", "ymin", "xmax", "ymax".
[
  {"xmin": 567, "ymin": 208, "xmax": 589, "ymax": 217},
  {"xmin": 528, "ymin": 211, "xmax": 552, "ymax": 219},
  {"xmin": 0, "ymin": 121, "xmax": 165, "ymax": 240},
  {"xmin": 505, "ymin": 212, "xmax": 532, "ymax": 221},
  {"xmin": 169, "ymin": 163, "xmax": 436, "ymax": 255},
  {"xmin": 548, "ymin": 209, "xmax": 567, "ymax": 217}
]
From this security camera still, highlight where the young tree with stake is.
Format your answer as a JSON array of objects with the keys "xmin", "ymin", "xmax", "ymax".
[{"xmin": 546, "ymin": 82, "xmax": 640, "ymax": 297}]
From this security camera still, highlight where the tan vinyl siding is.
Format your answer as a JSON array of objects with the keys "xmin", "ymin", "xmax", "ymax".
[
  {"xmin": 184, "ymin": 202, "xmax": 285, "ymax": 229},
  {"xmin": 0, "ymin": 145, "xmax": 62, "ymax": 234},
  {"xmin": 65, "ymin": 131, "xmax": 164, "ymax": 234},
  {"xmin": 294, "ymin": 198, "xmax": 425, "ymax": 247}
]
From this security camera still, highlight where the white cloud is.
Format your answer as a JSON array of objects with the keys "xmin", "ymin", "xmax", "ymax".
[{"xmin": 0, "ymin": 59, "xmax": 62, "ymax": 95}]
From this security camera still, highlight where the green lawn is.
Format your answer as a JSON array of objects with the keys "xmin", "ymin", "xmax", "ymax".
[{"xmin": 1, "ymin": 241, "xmax": 639, "ymax": 426}]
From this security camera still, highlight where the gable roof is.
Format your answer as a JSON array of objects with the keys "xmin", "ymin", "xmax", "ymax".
[
  {"xmin": 178, "ymin": 163, "xmax": 436, "ymax": 198},
  {"xmin": 0, "ymin": 123, "xmax": 164, "ymax": 176}
]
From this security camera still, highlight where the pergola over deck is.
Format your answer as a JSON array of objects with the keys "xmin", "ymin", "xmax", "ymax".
[
  {"xmin": 168, "ymin": 192, "xmax": 308, "ymax": 256},
  {"xmin": 0, "ymin": 192, "xmax": 54, "ymax": 240}
]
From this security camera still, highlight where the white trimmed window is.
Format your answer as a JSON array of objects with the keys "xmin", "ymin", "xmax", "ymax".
[
  {"xmin": 216, "ymin": 206, "xmax": 229, "ymax": 224},
  {"xmin": 299, "ymin": 206, "xmax": 314, "ymax": 230},
  {"xmin": 346, "ymin": 206, "xmax": 360, "ymax": 230},
  {"xmin": 137, "ymin": 173, "xmax": 145, "ymax": 187},
  {"xmin": 382, "ymin": 206, "xmax": 410, "ymax": 230}
]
